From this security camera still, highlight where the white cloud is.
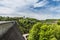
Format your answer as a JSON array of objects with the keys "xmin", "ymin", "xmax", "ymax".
[
  {"xmin": 0, "ymin": 0, "xmax": 28, "ymax": 9},
  {"xmin": 0, "ymin": 0, "xmax": 38, "ymax": 14},
  {"xmin": 49, "ymin": 6, "xmax": 60, "ymax": 13},
  {"xmin": 0, "ymin": 0, "xmax": 39, "ymax": 19},
  {"xmin": 26, "ymin": 0, "xmax": 38, "ymax": 4},
  {"xmin": 33, "ymin": 0, "xmax": 48, "ymax": 8},
  {"xmin": 0, "ymin": 7, "xmax": 14, "ymax": 14},
  {"xmin": 0, "ymin": 0, "xmax": 60, "ymax": 20},
  {"xmin": 0, "ymin": 0, "xmax": 38, "ymax": 9}
]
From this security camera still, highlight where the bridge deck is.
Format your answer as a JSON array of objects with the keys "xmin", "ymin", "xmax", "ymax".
[{"xmin": 0, "ymin": 21, "xmax": 25, "ymax": 40}]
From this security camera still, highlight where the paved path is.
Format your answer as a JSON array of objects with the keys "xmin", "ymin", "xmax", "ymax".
[
  {"xmin": 0, "ymin": 22, "xmax": 14, "ymax": 37},
  {"xmin": 0, "ymin": 21, "xmax": 25, "ymax": 40}
]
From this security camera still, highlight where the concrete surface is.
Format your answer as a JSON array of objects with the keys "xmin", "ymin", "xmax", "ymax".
[{"xmin": 0, "ymin": 21, "xmax": 25, "ymax": 40}]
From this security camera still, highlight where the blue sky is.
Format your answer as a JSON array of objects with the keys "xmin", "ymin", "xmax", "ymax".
[{"xmin": 0, "ymin": 0, "xmax": 60, "ymax": 20}]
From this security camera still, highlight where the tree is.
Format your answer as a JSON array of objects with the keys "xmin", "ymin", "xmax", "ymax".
[
  {"xmin": 28, "ymin": 23, "xmax": 60, "ymax": 40},
  {"xmin": 28, "ymin": 22, "xmax": 42, "ymax": 40}
]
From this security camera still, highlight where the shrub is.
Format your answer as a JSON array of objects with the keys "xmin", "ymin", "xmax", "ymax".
[{"xmin": 28, "ymin": 23, "xmax": 60, "ymax": 40}]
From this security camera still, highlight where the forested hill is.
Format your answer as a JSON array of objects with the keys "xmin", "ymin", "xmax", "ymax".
[{"xmin": 0, "ymin": 16, "xmax": 60, "ymax": 34}]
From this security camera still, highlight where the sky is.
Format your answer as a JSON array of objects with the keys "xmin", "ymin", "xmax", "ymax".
[{"xmin": 0, "ymin": 0, "xmax": 60, "ymax": 20}]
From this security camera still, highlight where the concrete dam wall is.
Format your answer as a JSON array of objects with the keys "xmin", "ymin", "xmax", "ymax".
[{"xmin": 0, "ymin": 21, "xmax": 25, "ymax": 40}]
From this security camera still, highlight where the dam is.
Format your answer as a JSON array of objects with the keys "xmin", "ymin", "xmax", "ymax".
[{"xmin": 0, "ymin": 21, "xmax": 25, "ymax": 40}]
